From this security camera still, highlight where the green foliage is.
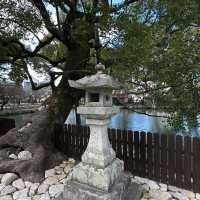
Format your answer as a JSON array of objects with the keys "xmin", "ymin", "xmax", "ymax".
[
  {"xmin": 101, "ymin": 0, "xmax": 200, "ymax": 131},
  {"xmin": 1, "ymin": 0, "xmax": 200, "ymax": 131}
]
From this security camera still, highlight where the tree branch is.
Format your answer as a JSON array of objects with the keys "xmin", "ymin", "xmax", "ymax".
[{"xmin": 111, "ymin": 0, "xmax": 139, "ymax": 12}]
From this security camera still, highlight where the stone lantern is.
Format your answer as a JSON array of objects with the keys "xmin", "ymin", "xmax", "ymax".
[{"xmin": 57, "ymin": 63, "xmax": 134, "ymax": 200}]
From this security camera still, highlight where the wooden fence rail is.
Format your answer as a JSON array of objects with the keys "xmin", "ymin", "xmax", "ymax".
[
  {"xmin": 0, "ymin": 118, "xmax": 15, "ymax": 137},
  {"xmin": 54, "ymin": 124, "xmax": 200, "ymax": 193}
]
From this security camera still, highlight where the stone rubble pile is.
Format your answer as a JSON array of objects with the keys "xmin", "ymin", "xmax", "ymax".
[
  {"xmin": 1, "ymin": 158, "xmax": 199, "ymax": 200},
  {"xmin": 9, "ymin": 151, "xmax": 32, "ymax": 161},
  {"xmin": 0, "ymin": 158, "xmax": 76, "ymax": 200},
  {"xmin": 132, "ymin": 176, "xmax": 200, "ymax": 200}
]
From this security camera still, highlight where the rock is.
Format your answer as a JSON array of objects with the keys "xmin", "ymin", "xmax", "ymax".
[
  {"xmin": 68, "ymin": 158, "xmax": 76, "ymax": 163},
  {"xmin": 39, "ymin": 193, "xmax": 50, "ymax": 200},
  {"xmin": 0, "ymin": 183, "xmax": 5, "ymax": 191},
  {"xmin": 63, "ymin": 166, "xmax": 72, "ymax": 175},
  {"xmin": 0, "ymin": 195, "xmax": 13, "ymax": 200},
  {"xmin": 168, "ymin": 185, "xmax": 178, "ymax": 192},
  {"xmin": 32, "ymin": 194, "xmax": 42, "ymax": 200},
  {"xmin": 133, "ymin": 176, "xmax": 148, "ymax": 184},
  {"xmin": 45, "ymin": 169, "xmax": 55, "ymax": 178},
  {"xmin": 141, "ymin": 184, "xmax": 150, "ymax": 191},
  {"xmin": 13, "ymin": 188, "xmax": 29, "ymax": 199},
  {"xmin": 18, "ymin": 151, "xmax": 32, "ymax": 160},
  {"xmin": 57, "ymin": 174, "xmax": 66, "ymax": 181},
  {"xmin": 24, "ymin": 181, "xmax": 33, "ymax": 188},
  {"xmin": 49, "ymin": 184, "xmax": 64, "ymax": 197},
  {"xmin": 59, "ymin": 178, "xmax": 68, "ymax": 184},
  {"xmin": 37, "ymin": 183, "xmax": 49, "ymax": 194},
  {"xmin": 17, "ymin": 197, "xmax": 31, "ymax": 200},
  {"xmin": 181, "ymin": 189, "xmax": 195, "ymax": 199},
  {"xmin": 55, "ymin": 166, "xmax": 64, "ymax": 175},
  {"xmin": 1, "ymin": 173, "xmax": 18, "ymax": 185},
  {"xmin": 43, "ymin": 176, "xmax": 58, "ymax": 185},
  {"xmin": 159, "ymin": 183, "xmax": 167, "ymax": 192},
  {"xmin": 149, "ymin": 190, "xmax": 172, "ymax": 200},
  {"xmin": 147, "ymin": 180, "xmax": 160, "ymax": 190},
  {"xmin": 170, "ymin": 192, "xmax": 189, "ymax": 200},
  {"xmin": 29, "ymin": 183, "xmax": 40, "ymax": 196},
  {"xmin": 59, "ymin": 163, "xmax": 66, "ymax": 168},
  {"xmin": 12, "ymin": 178, "xmax": 25, "ymax": 190},
  {"xmin": 196, "ymin": 193, "xmax": 200, "ymax": 200},
  {"xmin": 0, "ymin": 185, "xmax": 16, "ymax": 196},
  {"xmin": 62, "ymin": 160, "xmax": 68, "ymax": 165},
  {"xmin": 0, "ymin": 174, "xmax": 4, "ymax": 179},
  {"xmin": 9, "ymin": 154, "xmax": 18, "ymax": 160}
]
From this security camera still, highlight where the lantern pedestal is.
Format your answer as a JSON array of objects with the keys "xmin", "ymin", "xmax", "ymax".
[
  {"xmin": 57, "ymin": 173, "xmax": 132, "ymax": 200},
  {"xmin": 70, "ymin": 158, "xmax": 124, "ymax": 191}
]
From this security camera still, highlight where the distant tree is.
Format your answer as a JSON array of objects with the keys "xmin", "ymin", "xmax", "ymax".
[{"xmin": 0, "ymin": 80, "xmax": 25, "ymax": 110}]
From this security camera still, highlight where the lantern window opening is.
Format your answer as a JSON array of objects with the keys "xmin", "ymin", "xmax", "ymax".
[{"xmin": 89, "ymin": 93, "xmax": 100, "ymax": 102}]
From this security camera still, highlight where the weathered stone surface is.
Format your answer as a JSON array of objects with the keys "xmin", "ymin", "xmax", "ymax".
[
  {"xmin": 0, "ymin": 195, "xmax": 13, "ymax": 200},
  {"xmin": 0, "ymin": 174, "xmax": 4, "ymax": 181},
  {"xmin": 63, "ymin": 166, "xmax": 72, "ymax": 175},
  {"xmin": 0, "ymin": 185, "xmax": 16, "ymax": 196},
  {"xmin": 159, "ymin": 183, "xmax": 167, "ymax": 192},
  {"xmin": 170, "ymin": 192, "xmax": 189, "ymax": 200},
  {"xmin": 141, "ymin": 184, "xmax": 150, "ymax": 191},
  {"xmin": 0, "ymin": 183, "xmax": 5, "ymax": 191},
  {"xmin": 71, "ymin": 158, "xmax": 124, "ymax": 191},
  {"xmin": 17, "ymin": 197, "xmax": 31, "ymax": 200},
  {"xmin": 9, "ymin": 154, "xmax": 18, "ymax": 160},
  {"xmin": 196, "ymin": 193, "xmax": 200, "ymax": 200},
  {"xmin": 24, "ymin": 181, "xmax": 33, "ymax": 188},
  {"xmin": 29, "ymin": 183, "xmax": 40, "ymax": 196},
  {"xmin": 39, "ymin": 193, "xmax": 50, "ymax": 200},
  {"xmin": 49, "ymin": 184, "xmax": 64, "ymax": 197},
  {"xmin": 59, "ymin": 178, "xmax": 68, "ymax": 184},
  {"xmin": 147, "ymin": 180, "xmax": 160, "ymax": 190},
  {"xmin": 55, "ymin": 173, "xmax": 136, "ymax": 200},
  {"xmin": 18, "ymin": 151, "xmax": 32, "ymax": 160},
  {"xmin": 1, "ymin": 173, "xmax": 18, "ymax": 185},
  {"xmin": 12, "ymin": 178, "xmax": 25, "ymax": 190},
  {"xmin": 55, "ymin": 166, "xmax": 64, "ymax": 175},
  {"xmin": 37, "ymin": 183, "xmax": 49, "ymax": 194},
  {"xmin": 57, "ymin": 174, "xmax": 66, "ymax": 181},
  {"xmin": 68, "ymin": 158, "xmax": 76, "ymax": 164},
  {"xmin": 168, "ymin": 185, "xmax": 178, "ymax": 192},
  {"xmin": 45, "ymin": 169, "xmax": 55, "ymax": 178},
  {"xmin": 43, "ymin": 176, "xmax": 58, "ymax": 185},
  {"xmin": 32, "ymin": 194, "xmax": 42, "ymax": 200},
  {"xmin": 181, "ymin": 189, "xmax": 195, "ymax": 199},
  {"xmin": 13, "ymin": 188, "xmax": 29, "ymax": 199},
  {"xmin": 148, "ymin": 190, "xmax": 171, "ymax": 200}
]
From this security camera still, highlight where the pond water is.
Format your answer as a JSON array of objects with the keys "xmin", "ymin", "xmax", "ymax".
[
  {"xmin": 66, "ymin": 109, "xmax": 200, "ymax": 136},
  {"xmin": 3, "ymin": 109, "xmax": 200, "ymax": 136}
]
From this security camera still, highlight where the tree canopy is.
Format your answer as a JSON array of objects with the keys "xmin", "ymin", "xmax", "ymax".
[{"xmin": 1, "ymin": 0, "xmax": 200, "ymax": 131}]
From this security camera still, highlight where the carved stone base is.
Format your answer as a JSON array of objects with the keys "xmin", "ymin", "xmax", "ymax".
[
  {"xmin": 55, "ymin": 173, "xmax": 142, "ymax": 200},
  {"xmin": 70, "ymin": 158, "xmax": 124, "ymax": 191}
]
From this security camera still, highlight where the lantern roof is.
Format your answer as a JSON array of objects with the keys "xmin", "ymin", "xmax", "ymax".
[{"xmin": 68, "ymin": 63, "xmax": 122, "ymax": 90}]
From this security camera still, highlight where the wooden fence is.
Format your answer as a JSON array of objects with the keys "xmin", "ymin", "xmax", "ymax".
[
  {"xmin": 54, "ymin": 124, "xmax": 200, "ymax": 193},
  {"xmin": 0, "ymin": 118, "xmax": 15, "ymax": 137}
]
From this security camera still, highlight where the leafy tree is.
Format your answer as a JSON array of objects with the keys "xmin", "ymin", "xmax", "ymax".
[
  {"xmin": 101, "ymin": 0, "xmax": 200, "ymax": 132},
  {"xmin": 0, "ymin": 0, "xmax": 200, "ymax": 180}
]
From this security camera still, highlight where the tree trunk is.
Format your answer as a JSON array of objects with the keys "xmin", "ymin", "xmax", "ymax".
[
  {"xmin": 0, "ymin": 85, "xmax": 78, "ymax": 182},
  {"xmin": 0, "ymin": 15, "xmax": 95, "ymax": 182}
]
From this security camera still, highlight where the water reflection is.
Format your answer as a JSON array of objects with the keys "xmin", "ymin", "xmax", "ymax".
[{"xmin": 65, "ymin": 109, "xmax": 175, "ymax": 134}]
